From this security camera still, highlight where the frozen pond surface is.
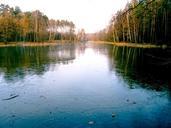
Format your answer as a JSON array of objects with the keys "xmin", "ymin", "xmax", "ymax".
[{"xmin": 0, "ymin": 42, "xmax": 170, "ymax": 128}]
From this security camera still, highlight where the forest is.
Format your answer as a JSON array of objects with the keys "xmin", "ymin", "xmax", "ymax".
[
  {"xmin": 0, "ymin": 4, "xmax": 76, "ymax": 42},
  {"xmin": 1, "ymin": 0, "xmax": 171, "ymax": 45},
  {"xmin": 93, "ymin": 0, "xmax": 171, "ymax": 45}
]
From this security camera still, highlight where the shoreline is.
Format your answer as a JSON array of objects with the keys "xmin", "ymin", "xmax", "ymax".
[
  {"xmin": 0, "ymin": 41, "xmax": 76, "ymax": 47},
  {"xmin": 0, "ymin": 41, "xmax": 169, "ymax": 48},
  {"xmin": 90, "ymin": 41, "xmax": 169, "ymax": 48}
]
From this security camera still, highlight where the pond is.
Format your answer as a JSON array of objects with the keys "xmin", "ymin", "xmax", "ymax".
[{"xmin": 0, "ymin": 42, "xmax": 170, "ymax": 128}]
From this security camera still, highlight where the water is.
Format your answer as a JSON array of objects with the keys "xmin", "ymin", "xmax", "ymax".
[{"xmin": 0, "ymin": 42, "xmax": 170, "ymax": 128}]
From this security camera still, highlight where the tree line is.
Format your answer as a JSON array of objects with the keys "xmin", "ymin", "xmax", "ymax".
[
  {"xmin": 94, "ymin": 0, "xmax": 171, "ymax": 45},
  {"xmin": 0, "ymin": 4, "xmax": 76, "ymax": 43}
]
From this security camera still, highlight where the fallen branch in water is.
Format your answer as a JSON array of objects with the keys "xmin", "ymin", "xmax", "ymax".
[{"xmin": 2, "ymin": 95, "xmax": 19, "ymax": 101}]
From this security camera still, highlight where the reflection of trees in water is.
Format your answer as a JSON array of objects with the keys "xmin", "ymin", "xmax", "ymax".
[
  {"xmin": 0, "ymin": 46, "xmax": 53, "ymax": 82},
  {"xmin": 86, "ymin": 43, "xmax": 110, "ymax": 55},
  {"xmin": 0, "ymin": 43, "xmax": 81, "ymax": 82},
  {"xmin": 48, "ymin": 43, "xmax": 76, "ymax": 64},
  {"xmin": 109, "ymin": 45, "xmax": 171, "ymax": 91}
]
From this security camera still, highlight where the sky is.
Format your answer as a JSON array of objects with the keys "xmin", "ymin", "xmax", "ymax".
[{"xmin": 1, "ymin": 0, "xmax": 129, "ymax": 33}]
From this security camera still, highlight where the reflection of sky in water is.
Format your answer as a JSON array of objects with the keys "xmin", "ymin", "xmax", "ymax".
[{"xmin": 0, "ymin": 43, "xmax": 170, "ymax": 128}]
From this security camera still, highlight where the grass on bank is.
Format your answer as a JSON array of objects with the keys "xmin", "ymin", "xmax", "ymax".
[
  {"xmin": 0, "ymin": 40, "xmax": 169, "ymax": 48},
  {"xmin": 90, "ymin": 41, "xmax": 168, "ymax": 48},
  {"xmin": 0, "ymin": 40, "xmax": 74, "ymax": 47}
]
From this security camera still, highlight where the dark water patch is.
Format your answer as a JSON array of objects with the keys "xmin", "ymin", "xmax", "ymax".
[{"xmin": 109, "ymin": 45, "xmax": 171, "ymax": 92}]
